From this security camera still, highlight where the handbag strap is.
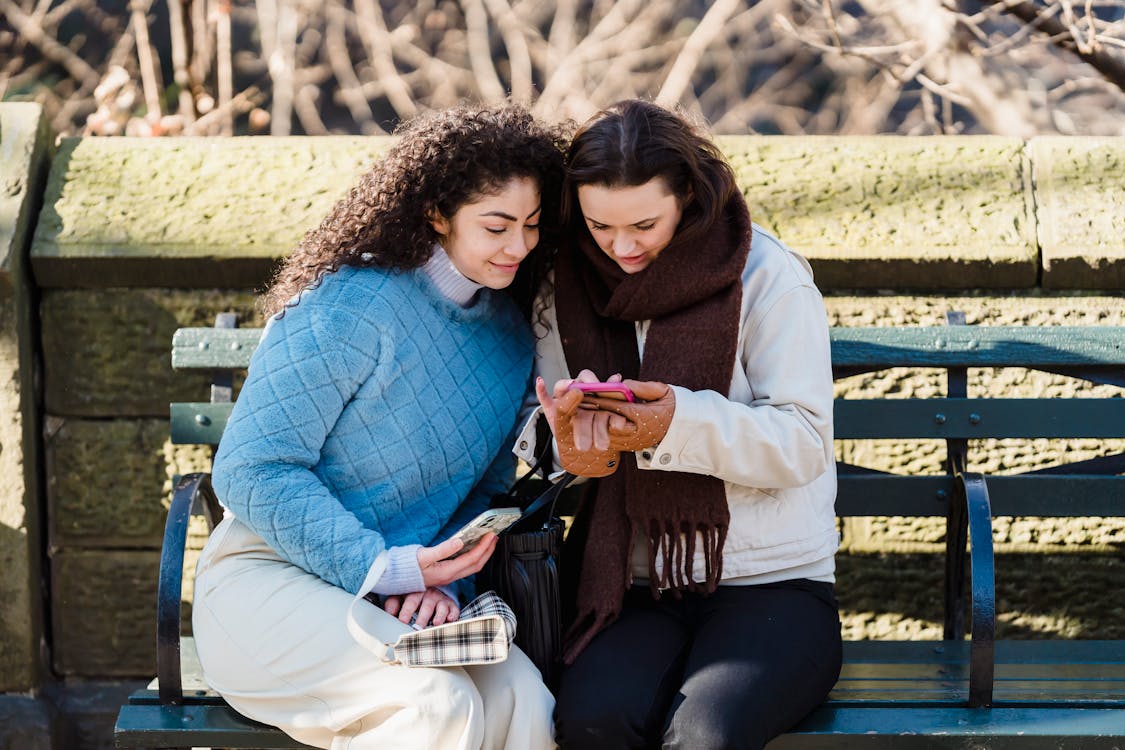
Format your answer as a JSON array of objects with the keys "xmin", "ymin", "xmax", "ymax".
[{"xmin": 509, "ymin": 470, "xmax": 577, "ymax": 534}]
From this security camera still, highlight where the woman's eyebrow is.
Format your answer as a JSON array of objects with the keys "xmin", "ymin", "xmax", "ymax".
[
  {"xmin": 586, "ymin": 215, "xmax": 659, "ymax": 226},
  {"xmin": 479, "ymin": 204, "xmax": 542, "ymax": 221}
]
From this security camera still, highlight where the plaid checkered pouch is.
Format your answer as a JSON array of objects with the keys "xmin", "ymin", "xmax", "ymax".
[
  {"xmin": 346, "ymin": 578, "xmax": 518, "ymax": 668},
  {"xmin": 385, "ymin": 591, "xmax": 517, "ymax": 668}
]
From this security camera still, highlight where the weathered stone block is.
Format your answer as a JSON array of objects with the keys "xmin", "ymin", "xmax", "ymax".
[
  {"xmin": 1031, "ymin": 137, "xmax": 1125, "ymax": 289},
  {"xmin": 46, "ymin": 417, "xmax": 212, "ymax": 548},
  {"xmin": 0, "ymin": 695, "xmax": 54, "ymax": 750},
  {"xmin": 41, "ymin": 289, "xmax": 259, "ymax": 417},
  {"xmin": 31, "ymin": 136, "xmax": 392, "ymax": 288},
  {"xmin": 0, "ymin": 101, "xmax": 52, "ymax": 693},
  {"xmin": 719, "ymin": 136, "xmax": 1038, "ymax": 289},
  {"xmin": 52, "ymin": 550, "xmax": 159, "ymax": 677}
]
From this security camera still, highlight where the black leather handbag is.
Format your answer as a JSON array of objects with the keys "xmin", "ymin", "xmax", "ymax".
[{"xmin": 480, "ymin": 424, "xmax": 575, "ymax": 687}]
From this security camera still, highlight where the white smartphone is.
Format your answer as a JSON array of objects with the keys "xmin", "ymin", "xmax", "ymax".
[{"xmin": 447, "ymin": 507, "xmax": 522, "ymax": 557}]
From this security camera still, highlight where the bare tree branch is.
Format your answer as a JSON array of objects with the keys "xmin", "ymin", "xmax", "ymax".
[
  {"xmin": 483, "ymin": 0, "xmax": 533, "ymax": 101},
  {"xmin": 461, "ymin": 0, "xmax": 507, "ymax": 99},
  {"xmin": 353, "ymin": 0, "xmax": 418, "ymax": 118},
  {"xmin": 996, "ymin": 0, "xmax": 1125, "ymax": 92},
  {"xmin": 0, "ymin": 0, "xmax": 99, "ymax": 88},
  {"xmin": 216, "ymin": 0, "xmax": 233, "ymax": 134},
  {"xmin": 324, "ymin": 0, "xmax": 382, "ymax": 134},
  {"xmin": 657, "ymin": 0, "xmax": 743, "ymax": 106},
  {"xmin": 130, "ymin": 0, "xmax": 163, "ymax": 120}
]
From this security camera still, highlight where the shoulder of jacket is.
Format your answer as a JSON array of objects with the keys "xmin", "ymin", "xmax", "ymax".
[{"xmin": 743, "ymin": 224, "xmax": 816, "ymax": 289}]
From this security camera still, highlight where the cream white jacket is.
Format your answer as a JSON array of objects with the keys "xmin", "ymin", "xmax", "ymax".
[{"xmin": 515, "ymin": 225, "xmax": 839, "ymax": 585}]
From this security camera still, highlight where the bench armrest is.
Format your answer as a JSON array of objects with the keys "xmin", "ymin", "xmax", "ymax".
[
  {"xmin": 958, "ymin": 472, "xmax": 996, "ymax": 707},
  {"xmin": 158, "ymin": 472, "xmax": 221, "ymax": 705}
]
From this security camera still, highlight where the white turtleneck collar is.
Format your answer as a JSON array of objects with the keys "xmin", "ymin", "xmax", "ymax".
[{"xmin": 421, "ymin": 244, "xmax": 485, "ymax": 307}]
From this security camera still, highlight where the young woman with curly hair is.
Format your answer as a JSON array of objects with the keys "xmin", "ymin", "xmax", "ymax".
[
  {"xmin": 191, "ymin": 102, "xmax": 566, "ymax": 750},
  {"xmin": 521, "ymin": 99, "xmax": 842, "ymax": 749}
]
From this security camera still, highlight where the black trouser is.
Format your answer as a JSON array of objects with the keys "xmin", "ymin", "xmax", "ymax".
[{"xmin": 554, "ymin": 579, "xmax": 842, "ymax": 750}]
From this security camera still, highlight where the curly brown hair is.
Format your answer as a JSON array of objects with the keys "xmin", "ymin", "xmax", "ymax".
[{"xmin": 260, "ymin": 102, "xmax": 569, "ymax": 318}]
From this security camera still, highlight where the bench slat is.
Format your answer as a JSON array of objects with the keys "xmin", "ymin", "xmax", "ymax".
[
  {"xmin": 835, "ymin": 398, "xmax": 1125, "ymax": 439},
  {"xmin": 171, "ymin": 326, "xmax": 1125, "ymax": 372},
  {"xmin": 771, "ymin": 706, "xmax": 1125, "ymax": 747},
  {"xmin": 176, "ymin": 401, "xmax": 1125, "ymax": 446},
  {"xmin": 830, "ymin": 326, "xmax": 1125, "ymax": 368},
  {"xmin": 172, "ymin": 327, "xmax": 263, "ymax": 369},
  {"xmin": 170, "ymin": 402, "xmax": 232, "ymax": 444},
  {"xmin": 115, "ymin": 703, "xmax": 314, "ymax": 749},
  {"xmin": 837, "ymin": 475, "xmax": 1125, "ymax": 517}
]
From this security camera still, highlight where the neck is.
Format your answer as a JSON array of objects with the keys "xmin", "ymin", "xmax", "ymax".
[{"xmin": 422, "ymin": 244, "xmax": 485, "ymax": 307}]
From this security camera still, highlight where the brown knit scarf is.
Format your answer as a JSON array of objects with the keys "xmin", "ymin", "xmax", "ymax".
[{"xmin": 555, "ymin": 191, "xmax": 752, "ymax": 663}]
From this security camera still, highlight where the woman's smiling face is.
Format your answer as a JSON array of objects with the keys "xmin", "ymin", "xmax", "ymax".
[
  {"xmin": 431, "ymin": 176, "xmax": 542, "ymax": 289},
  {"xmin": 576, "ymin": 178, "xmax": 684, "ymax": 274}
]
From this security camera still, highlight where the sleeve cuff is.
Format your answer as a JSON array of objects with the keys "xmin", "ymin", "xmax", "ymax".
[
  {"xmin": 635, "ymin": 384, "xmax": 694, "ymax": 470},
  {"xmin": 368, "ymin": 545, "xmax": 425, "ymax": 596}
]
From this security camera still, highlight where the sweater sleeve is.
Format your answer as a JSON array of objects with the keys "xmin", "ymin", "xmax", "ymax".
[{"xmin": 211, "ymin": 298, "xmax": 396, "ymax": 595}]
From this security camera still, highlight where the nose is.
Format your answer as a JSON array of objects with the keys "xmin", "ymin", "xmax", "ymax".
[
  {"xmin": 611, "ymin": 231, "xmax": 634, "ymax": 257},
  {"xmin": 507, "ymin": 230, "xmax": 531, "ymax": 260}
]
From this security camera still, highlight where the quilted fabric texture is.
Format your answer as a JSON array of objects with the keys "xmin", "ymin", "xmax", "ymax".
[
  {"xmin": 212, "ymin": 264, "xmax": 534, "ymax": 596},
  {"xmin": 553, "ymin": 409, "xmax": 621, "ymax": 478}
]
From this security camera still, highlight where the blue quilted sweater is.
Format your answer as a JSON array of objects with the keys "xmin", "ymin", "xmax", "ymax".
[{"xmin": 211, "ymin": 264, "xmax": 533, "ymax": 597}]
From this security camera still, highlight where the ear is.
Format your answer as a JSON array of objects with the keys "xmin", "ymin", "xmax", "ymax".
[{"xmin": 427, "ymin": 207, "xmax": 450, "ymax": 238}]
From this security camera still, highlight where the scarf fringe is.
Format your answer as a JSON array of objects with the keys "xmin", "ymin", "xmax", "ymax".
[{"xmin": 646, "ymin": 519, "xmax": 728, "ymax": 597}]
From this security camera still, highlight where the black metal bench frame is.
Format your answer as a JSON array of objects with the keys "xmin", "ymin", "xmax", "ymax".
[{"xmin": 115, "ymin": 311, "xmax": 1125, "ymax": 749}]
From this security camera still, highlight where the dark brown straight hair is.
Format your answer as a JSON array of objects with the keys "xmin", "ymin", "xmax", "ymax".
[{"xmin": 562, "ymin": 99, "xmax": 739, "ymax": 246}]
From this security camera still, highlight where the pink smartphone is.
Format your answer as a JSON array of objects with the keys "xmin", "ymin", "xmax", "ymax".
[{"xmin": 567, "ymin": 381, "xmax": 636, "ymax": 402}]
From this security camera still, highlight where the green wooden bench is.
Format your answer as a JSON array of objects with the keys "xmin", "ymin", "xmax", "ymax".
[{"xmin": 115, "ymin": 312, "xmax": 1125, "ymax": 749}]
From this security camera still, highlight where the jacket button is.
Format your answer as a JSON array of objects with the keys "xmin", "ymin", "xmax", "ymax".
[
  {"xmin": 641, "ymin": 451, "xmax": 652, "ymax": 461},
  {"xmin": 519, "ymin": 441, "xmax": 529, "ymax": 450},
  {"xmin": 659, "ymin": 454, "xmax": 671, "ymax": 465}
]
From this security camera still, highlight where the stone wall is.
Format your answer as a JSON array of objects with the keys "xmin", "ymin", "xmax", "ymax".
[
  {"xmin": 1, "ymin": 104, "xmax": 1123, "ymax": 747},
  {"xmin": 0, "ymin": 103, "xmax": 50, "ymax": 695},
  {"xmin": 27, "ymin": 132, "xmax": 1125, "ymax": 678}
]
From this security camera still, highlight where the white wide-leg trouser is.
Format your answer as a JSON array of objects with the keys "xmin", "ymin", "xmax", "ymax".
[{"xmin": 192, "ymin": 516, "xmax": 557, "ymax": 750}]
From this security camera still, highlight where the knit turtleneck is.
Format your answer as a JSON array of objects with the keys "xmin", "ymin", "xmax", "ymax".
[{"xmin": 423, "ymin": 244, "xmax": 485, "ymax": 307}]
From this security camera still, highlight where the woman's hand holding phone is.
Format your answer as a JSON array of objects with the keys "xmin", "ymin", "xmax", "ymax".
[
  {"xmin": 416, "ymin": 532, "xmax": 497, "ymax": 587},
  {"xmin": 535, "ymin": 370, "xmax": 632, "ymax": 477},
  {"xmin": 593, "ymin": 379, "xmax": 677, "ymax": 453}
]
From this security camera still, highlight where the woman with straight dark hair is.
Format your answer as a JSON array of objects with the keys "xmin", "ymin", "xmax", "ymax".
[{"xmin": 521, "ymin": 99, "xmax": 842, "ymax": 749}]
